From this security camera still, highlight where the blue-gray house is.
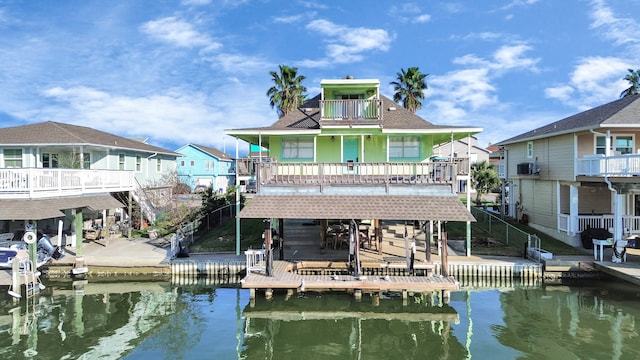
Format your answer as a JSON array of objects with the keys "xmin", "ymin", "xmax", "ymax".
[{"xmin": 175, "ymin": 144, "xmax": 235, "ymax": 193}]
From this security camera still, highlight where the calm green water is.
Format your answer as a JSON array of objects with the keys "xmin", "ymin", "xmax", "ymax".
[{"xmin": 1, "ymin": 278, "xmax": 640, "ymax": 359}]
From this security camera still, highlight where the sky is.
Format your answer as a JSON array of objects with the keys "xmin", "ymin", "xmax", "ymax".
[{"xmin": 0, "ymin": 0, "xmax": 639, "ymax": 155}]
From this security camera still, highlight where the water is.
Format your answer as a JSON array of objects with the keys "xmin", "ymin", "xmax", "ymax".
[{"xmin": 1, "ymin": 278, "xmax": 640, "ymax": 359}]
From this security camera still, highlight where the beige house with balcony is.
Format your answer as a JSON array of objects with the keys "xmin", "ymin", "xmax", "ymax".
[
  {"xmin": 496, "ymin": 94, "xmax": 640, "ymax": 246},
  {"xmin": 0, "ymin": 121, "xmax": 179, "ymax": 250},
  {"xmin": 226, "ymin": 76, "xmax": 481, "ymax": 269}
]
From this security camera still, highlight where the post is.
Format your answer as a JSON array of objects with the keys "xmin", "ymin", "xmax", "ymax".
[
  {"xmin": 424, "ymin": 220, "xmax": 433, "ymax": 262},
  {"xmin": 264, "ymin": 219, "xmax": 273, "ymax": 276},
  {"xmin": 235, "ymin": 139, "xmax": 241, "ymax": 256},
  {"xmin": 441, "ymin": 222, "xmax": 449, "ymax": 277},
  {"xmin": 279, "ymin": 218, "xmax": 284, "ymax": 260}
]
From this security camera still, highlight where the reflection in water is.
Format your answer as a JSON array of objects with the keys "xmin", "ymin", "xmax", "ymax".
[
  {"xmin": 496, "ymin": 282, "xmax": 640, "ymax": 360},
  {"xmin": 1, "ymin": 280, "xmax": 640, "ymax": 358},
  {"xmin": 242, "ymin": 293, "xmax": 466, "ymax": 359}
]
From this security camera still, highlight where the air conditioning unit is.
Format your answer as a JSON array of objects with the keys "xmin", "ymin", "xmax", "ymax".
[{"xmin": 517, "ymin": 162, "xmax": 534, "ymax": 175}]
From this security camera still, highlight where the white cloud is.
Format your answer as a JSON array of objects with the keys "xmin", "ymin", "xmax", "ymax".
[
  {"xmin": 499, "ymin": 0, "xmax": 539, "ymax": 11},
  {"xmin": 589, "ymin": 0, "xmax": 640, "ymax": 47},
  {"xmin": 273, "ymin": 15, "xmax": 305, "ymax": 24},
  {"xmin": 389, "ymin": 3, "xmax": 431, "ymax": 23},
  {"xmin": 305, "ymin": 19, "xmax": 392, "ymax": 65},
  {"xmin": 545, "ymin": 56, "xmax": 633, "ymax": 108},
  {"xmin": 39, "ymin": 84, "xmax": 274, "ymax": 152},
  {"xmin": 208, "ymin": 53, "xmax": 272, "ymax": 73},
  {"xmin": 140, "ymin": 16, "xmax": 221, "ymax": 51},
  {"xmin": 490, "ymin": 44, "xmax": 540, "ymax": 72}
]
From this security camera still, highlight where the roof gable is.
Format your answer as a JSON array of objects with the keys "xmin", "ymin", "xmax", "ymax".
[
  {"xmin": 190, "ymin": 144, "xmax": 233, "ymax": 160},
  {"xmin": 498, "ymin": 94, "xmax": 640, "ymax": 145},
  {"xmin": 0, "ymin": 121, "xmax": 179, "ymax": 156}
]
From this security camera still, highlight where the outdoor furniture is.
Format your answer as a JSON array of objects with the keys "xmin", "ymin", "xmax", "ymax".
[
  {"xmin": 245, "ymin": 249, "xmax": 266, "ymax": 274},
  {"xmin": 592, "ymin": 238, "xmax": 612, "ymax": 262}
]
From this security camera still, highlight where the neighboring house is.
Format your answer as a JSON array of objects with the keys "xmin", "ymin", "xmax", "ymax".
[
  {"xmin": 175, "ymin": 144, "xmax": 234, "ymax": 193},
  {"xmin": 0, "ymin": 121, "xmax": 179, "ymax": 250},
  {"xmin": 225, "ymin": 76, "xmax": 481, "ymax": 263},
  {"xmin": 433, "ymin": 136, "xmax": 492, "ymax": 192},
  {"xmin": 495, "ymin": 94, "xmax": 640, "ymax": 246},
  {"xmin": 433, "ymin": 136, "xmax": 491, "ymax": 164}
]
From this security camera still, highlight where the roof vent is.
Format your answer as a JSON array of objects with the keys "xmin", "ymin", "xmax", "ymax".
[
  {"xmin": 388, "ymin": 106, "xmax": 396, "ymax": 111},
  {"xmin": 344, "ymin": 75, "xmax": 354, "ymax": 79}
]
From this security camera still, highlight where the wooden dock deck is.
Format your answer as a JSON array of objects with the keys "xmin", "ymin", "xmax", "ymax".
[{"xmin": 241, "ymin": 260, "xmax": 459, "ymax": 298}]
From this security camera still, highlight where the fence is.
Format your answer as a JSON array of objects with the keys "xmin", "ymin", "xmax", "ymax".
[
  {"xmin": 169, "ymin": 204, "xmax": 237, "ymax": 258},
  {"xmin": 471, "ymin": 207, "xmax": 542, "ymax": 262}
]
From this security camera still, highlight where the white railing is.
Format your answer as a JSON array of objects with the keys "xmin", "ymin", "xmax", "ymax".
[
  {"xmin": 576, "ymin": 154, "xmax": 640, "ymax": 176},
  {"xmin": 0, "ymin": 168, "xmax": 135, "ymax": 199},
  {"xmin": 257, "ymin": 160, "xmax": 469, "ymax": 189},
  {"xmin": 558, "ymin": 214, "xmax": 640, "ymax": 234},
  {"xmin": 320, "ymin": 99, "xmax": 383, "ymax": 121}
]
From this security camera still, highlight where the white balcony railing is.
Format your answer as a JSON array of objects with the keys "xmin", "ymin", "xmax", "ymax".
[
  {"xmin": 256, "ymin": 160, "xmax": 469, "ymax": 192},
  {"xmin": 558, "ymin": 213, "xmax": 640, "ymax": 234},
  {"xmin": 0, "ymin": 168, "xmax": 135, "ymax": 199},
  {"xmin": 320, "ymin": 99, "xmax": 382, "ymax": 121},
  {"xmin": 576, "ymin": 154, "xmax": 640, "ymax": 176}
]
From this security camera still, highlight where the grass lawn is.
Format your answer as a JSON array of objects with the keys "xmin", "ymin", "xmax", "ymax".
[
  {"xmin": 189, "ymin": 218, "xmax": 264, "ymax": 252},
  {"xmin": 447, "ymin": 216, "xmax": 585, "ymax": 256}
]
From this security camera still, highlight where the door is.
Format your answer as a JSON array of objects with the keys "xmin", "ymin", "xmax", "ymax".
[{"xmin": 343, "ymin": 137, "xmax": 359, "ymax": 174}]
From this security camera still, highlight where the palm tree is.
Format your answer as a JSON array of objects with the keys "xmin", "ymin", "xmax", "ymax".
[
  {"xmin": 390, "ymin": 67, "xmax": 429, "ymax": 113},
  {"xmin": 267, "ymin": 65, "xmax": 307, "ymax": 118},
  {"xmin": 620, "ymin": 68, "xmax": 640, "ymax": 98},
  {"xmin": 470, "ymin": 160, "xmax": 501, "ymax": 206}
]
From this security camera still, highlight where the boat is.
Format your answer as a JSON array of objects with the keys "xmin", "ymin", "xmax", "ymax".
[{"xmin": 0, "ymin": 234, "xmax": 64, "ymax": 270}]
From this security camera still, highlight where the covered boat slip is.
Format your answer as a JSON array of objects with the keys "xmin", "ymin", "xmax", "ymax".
[{"xmin": 238, "ymin": 192, "xmax": 475, "ymax": 297}]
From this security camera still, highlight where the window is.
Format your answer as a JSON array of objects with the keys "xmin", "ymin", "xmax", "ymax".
[
  {"xmin": 42, "ymin": 153, "xmax": 59, "ymax": 168},
  {"xmin": 596, "ymin": 135, "xmax": 634, "ymax": 155},
  {"xmin": 204, "ymin": 160, "xmax": 215, "ymax": 172},
  {"xmin": 4, "ymin": 149, "xmax": 22, "ymax": 168},
  {"xmin": 527, "ymin": 141, "xmax": 533, "ymax": 158},
  {"xmin": 156, "ymin": 158, "xmax": 161, "ymax": 172},
  {"xmin": 82, "ymin": 153, "xmax": 90, "ymax": 169},
  {"xmin": 190, "ymin": 160, "xmax": 195, "ymax": 167},
  {"xmin": 136, "ymin": 156, "xmax": 142, "ymax": 171},
  {"xmin": 282, "ymin": 138, "xmax": 314, "ymax": 160},
  {"xmin": 389, "ymin": 137, "xmax": 420, "ymax": 159},
  {"xmin": 118, "ymin": 154, "xmax": 125, "ymax": 170},
  {"xmin": 180, "ymin": 160, "xmax": 185, "ymax": 167}
]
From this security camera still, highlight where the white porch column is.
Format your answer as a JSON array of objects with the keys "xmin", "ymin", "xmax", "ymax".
[
  {"xmin": 614, "ymin": 192, "xmax": 624, "ymax": 241},
  {"xmin": 569, "ymin": 184, "xmax": 579, "ymax": 234}
]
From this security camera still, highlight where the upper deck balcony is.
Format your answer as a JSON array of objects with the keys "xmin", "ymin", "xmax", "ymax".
[
  {"xmin": 320, "ymin": 99, "xmax": 383, "ymax": 121},
  {"xmin": 576, "ymin": 154, "xmax": 640, "ymax": 177},
  {"xmin": 254, "ymin": 159, "xmax": 469, "ymax": 194},
  {"xmin": 0, "ymin": 168, "xmax": 135, "ymax": 199}
]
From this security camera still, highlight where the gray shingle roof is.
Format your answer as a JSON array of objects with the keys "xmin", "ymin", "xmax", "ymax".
[
  {"xmin": 0, "ymin": 194, "xmax": 123, "ymax": 220},
  {"xmin": 233, "ymin": 94, "xmax": 472, "ymax": 132},
  {"xmin": 0, "ymin": 121, "xmax": 179, "ymax": 156},
  {"xmin": 191, "ymin": 144, "xmax": 233, "ymax": 160},
  {"xmin": 238, "ymin": 194, "xmax": 476, "ymax": 222},
  {"xmin": 497, "ymin": 94, "xmax": 640, "ymax": 145}
]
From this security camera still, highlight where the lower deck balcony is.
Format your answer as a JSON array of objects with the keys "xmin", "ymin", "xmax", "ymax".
[{"xmin": 558, "ymin": 213, "xmax": 640, "ymax": 235}]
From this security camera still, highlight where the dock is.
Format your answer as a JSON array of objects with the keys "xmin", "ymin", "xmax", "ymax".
[{"xmin": 241, "ymin": 260, "xmax": 459, "ymax": 299}]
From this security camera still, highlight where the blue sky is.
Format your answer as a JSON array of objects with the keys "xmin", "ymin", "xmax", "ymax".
[{"xmin": 0, "ymin": 0, "xmax": 639, "ymax": 154}]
